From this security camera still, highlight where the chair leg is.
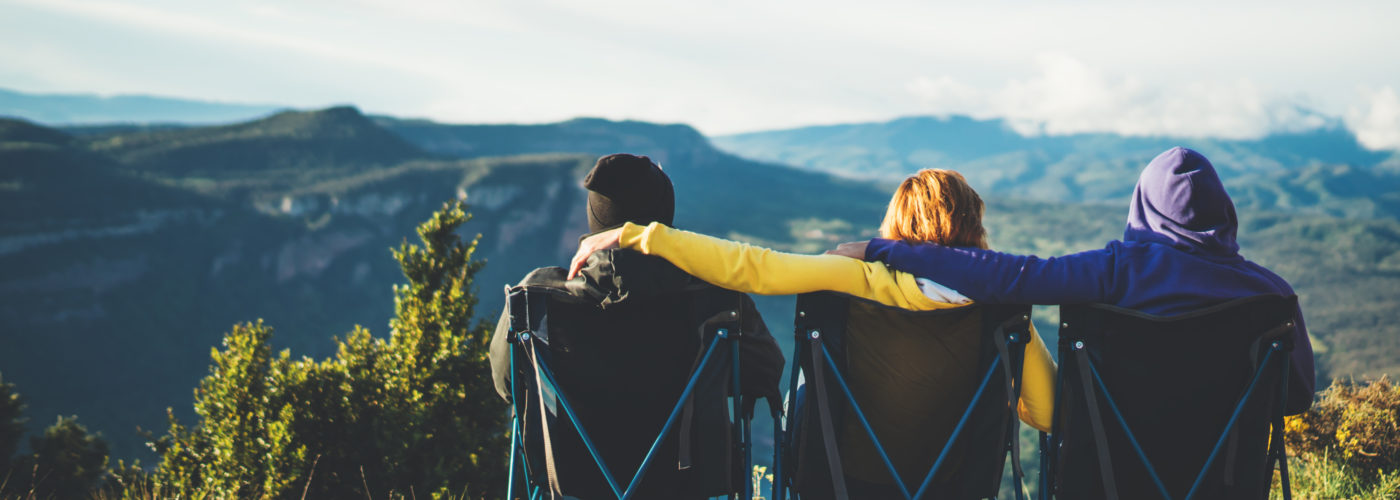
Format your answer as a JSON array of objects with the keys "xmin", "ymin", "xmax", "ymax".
[
  {"xmin": 1038, "ymin": 431, "xmax": 1050, "ymax": 500},
  {"xmin": 508, "ymin": 415, "xmax": 519, "ymax": 500},
  {"xmin": 776, "ymin": 343, "xmax": 804, "ymax": 500},
  {"xmin": 732, "ymin": 339, "xmax": 753, "ymax": 500},
  {"xmin": 1276, "ymin": 354, "xmax": 1292, "ymax": 500}
]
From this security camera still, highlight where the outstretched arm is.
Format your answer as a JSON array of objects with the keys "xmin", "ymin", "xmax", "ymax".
[
  {"xmin": 865, "ymin": 238, "xmax": 1116, "ymax": 305},
  {"xmin": 572, "ymin": 223, "xmax": 965, "ymax": 311}
]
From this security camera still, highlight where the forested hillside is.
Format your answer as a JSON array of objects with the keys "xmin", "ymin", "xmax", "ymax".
[{"xmin": 2, "ymin": 112, "xmax": 599, "ymax": 459}]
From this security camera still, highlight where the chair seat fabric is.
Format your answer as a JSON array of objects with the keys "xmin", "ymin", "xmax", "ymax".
[{"xmin": 1050, "ymin": 295, "xmax": 1298, "ymax": 500}]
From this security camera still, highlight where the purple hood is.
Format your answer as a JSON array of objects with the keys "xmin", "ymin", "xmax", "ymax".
[
  {"xmin": 865, "ymin": 146, "xmax": 1317, "ymax": 410},
  {"xmin": 1125, "ymin": 147, "xmax": 1241, "ymax": 256}
]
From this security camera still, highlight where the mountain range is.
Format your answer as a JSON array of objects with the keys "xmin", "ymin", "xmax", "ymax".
[
  {"xmin": 2, "ymin": 95, "xmax": 1398, "ymax": 464},
  {"xmin": 716, "ymin": 115, "xmax": 1400, "ymax": 220},
  {"xmin": 0, "ymin": 88, "xmax": 283, "ymax": 126}
]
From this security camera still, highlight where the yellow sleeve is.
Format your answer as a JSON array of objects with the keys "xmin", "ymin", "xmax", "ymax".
[
  {"xmin": 621, "ymin": 222, "xmax": 1058, "ymax": 430},
  {"xmin": 1017, "ymin": 323, "xmax": 1057, "ymax": 432},
  {"xmin": 619, "ymin": 222, "xmax": 962, "ymax": 311}
]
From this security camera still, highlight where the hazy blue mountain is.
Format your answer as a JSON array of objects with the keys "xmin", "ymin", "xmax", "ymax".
[
  {"xmin": 0, "ymin": 87, "xmax": 284, "ymax": 125},
  {"xmin": 714, "ymin": 115, "xmax": 1400, "ymax": 219},
  {"xmin": 376, "ymin": 115, "xmax": 893, "ymax": 245},
  {"xmin": 80, "ymin": 106, "xmax": 427, "ymax": 178},
  {"xmin": 376, "ymin": 116, "xmax": 719, "ymax": 168}
]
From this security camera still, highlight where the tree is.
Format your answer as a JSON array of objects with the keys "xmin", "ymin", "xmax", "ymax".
[
  {"xmin": 22, "ymin": 416, "xmax": 110, "ymax": 499},
  {"xmin": 157, "ymin": 201, "xmax": 507, "ymax": 498}
]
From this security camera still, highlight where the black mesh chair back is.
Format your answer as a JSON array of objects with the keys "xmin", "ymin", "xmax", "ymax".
[
  {"xmin": 777, "ymin": 292, "xmax": 1033, "ymax": 500},
  {"xmin": 1047, "ymin": 295, "xmax": 1298, "ymax": 500},
  {"xmin": 504, "ymin": 282, "xmax": 753, "ymax": 499}
]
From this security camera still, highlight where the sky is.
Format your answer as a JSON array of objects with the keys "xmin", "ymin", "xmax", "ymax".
[{"xmin": 2, "ymin": 0, "xmax": 1399, "ymax": 148}]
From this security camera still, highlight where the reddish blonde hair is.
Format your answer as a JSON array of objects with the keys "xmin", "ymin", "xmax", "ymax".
[{"xmin": 879, "ymin": 169, "xmax": 988, "ymax": 249}]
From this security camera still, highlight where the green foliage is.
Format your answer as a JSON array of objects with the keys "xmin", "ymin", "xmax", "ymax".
[
  {"xmin": 1276, "ymin": 377, "xmax": 1400, "ymax": 498},
  {"xmin": 155, "ymin": 320, "xmax": 303, "ymax": 496},
  {"xmin": 3, "ymin": 415, "xmax": 111, "ymax": 499},
  {"xmin": 0, "ymin": 373, "xmax": 24, "ymax": 476},
  {"xmin": 1285, "ymin": 377, "xmax": 1400, "ymax": 480},
  {"xmin": 154, "ymin": 201, "xmax": 506, "ymax": 498},
  {"xmin": 1271, "ymin": 451, "xmax": 1400, "ymax": 500},
  {"xmin": 94, "ymin": 460, "xmax": 161, "ymax": 500}
]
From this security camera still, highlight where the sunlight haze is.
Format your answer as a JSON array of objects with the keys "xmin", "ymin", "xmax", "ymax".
[{"xmin": 1, "ymin": 0, "xmax": 1397, "ymax": 147}]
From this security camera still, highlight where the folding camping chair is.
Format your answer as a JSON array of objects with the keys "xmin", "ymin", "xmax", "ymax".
[
  {"xmin": 503, "ymin": 281, "xmax": 755, "ymax": 500},
  {"xmin": 775, "ymin": 292, "xmax": 1035, "ymax": 500},
  {"xmin": 1043, "ymin": 295, "xmax": 1298, "ymax": 500}
]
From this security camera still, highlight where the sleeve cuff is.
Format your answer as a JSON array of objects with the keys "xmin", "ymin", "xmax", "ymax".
[
  {"xmin": 865, "ymin": 238, "xmax": 897, "ymax": 261},
  {"xmin": 619, "ymin": 221, "xmax": 663, "ymax": 254}
]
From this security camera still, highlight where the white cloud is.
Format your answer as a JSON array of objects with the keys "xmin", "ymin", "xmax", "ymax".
[
  {"xmin": 907, "ymin": 54, "xmax": 1331, "ymax": 140},
  {"xmin": 2, "ymin": 1, "xmax": 1397, "ymax": 143},
  {"xmin": 1347, "ymin": 86, "xmax": 1400, "ymax": 151}
]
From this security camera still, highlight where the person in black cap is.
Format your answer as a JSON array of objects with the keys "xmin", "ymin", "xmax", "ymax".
[
  {"xmin": 582, "ymin": 153, "xmax": 676, "ymax": 233},
  {"xmin": 488, "ymin": 154, "xmax": 784, "ymax": 499}
]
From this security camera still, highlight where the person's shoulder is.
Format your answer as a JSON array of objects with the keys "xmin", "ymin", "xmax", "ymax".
[
  {"xmin": 1104, "ymin": 239, "xmax": 1139, "ymax": 253},
  {"xmin": 514, "ymin": 266, "xmax": 569, "ymax": 289},
  {"xmin": 1239, "ymin": 258, "xmax": 1296, "ymax": 293}
]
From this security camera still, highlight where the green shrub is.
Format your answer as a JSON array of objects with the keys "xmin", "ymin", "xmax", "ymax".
[
  {"xmin": 155, "ymin": 201, "xmax": 507, "ymax": 498},
  {"xmin": 1285, "ymin": 377, "xmax": 1400, "ymax": 478},
  {"xmin": 1, "ymin": 415, "xmax": 111, "ymax": 499},
  {"xmin": 1272, "ymin": 451, "xmax": 1400, "ymax": 500},
  {"xmin": 1280, "ymin": 377, "xmax": 1400, "ymax": 498},
  {"xmin": 2, "ymin": 375, "xmax": 119, "ymax": 499}
]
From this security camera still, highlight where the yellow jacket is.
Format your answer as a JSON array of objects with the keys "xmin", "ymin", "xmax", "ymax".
[{"xmin": 619, "ymin": 221, "xmax": 1056, "ymax": 432}]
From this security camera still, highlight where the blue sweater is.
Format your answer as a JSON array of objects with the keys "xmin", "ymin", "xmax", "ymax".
[{"xmin": 866, "ymin": 147, "xmax": 1316, "ymax": 413}]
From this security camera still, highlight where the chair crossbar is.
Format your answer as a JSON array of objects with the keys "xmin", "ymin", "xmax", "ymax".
[
  {"xmin": 1183, "ymin": 345, "xmax": 1279, "ymax": 500},
  {"xmin": 529, "ymin": 340, "xmax": 625, "ymax": 497},
  {"xmin": 1075, "ymin": 343, "xmax": 1283, "ymax": 500},
  {"xmin": 526, "ymin": 333, "xmax": 729, "ymax": 500},
  {"xmin": 817, "ymin": 342, "xmax": 915, "ymax": 499},
  {"xmin": 914, "ymin": 354, "xmax": 1003, "ymax": 500},
  {"xmin": 782, "ymin": 300, "xmax": 1030, "ymax": 500},
  {"xmin": 1083, "ymin": 354, "xmax": 1173, "ymax": 499},
  {"xmin": 793, "ymin": 342, "xmax": 1005, "ymax": 500}
]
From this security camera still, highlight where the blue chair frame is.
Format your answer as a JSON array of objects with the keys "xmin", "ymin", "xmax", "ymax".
[
  {"xmin": 504, "ymin": 286, "xmax": 754, "ymax": 500},
  {"xmin": 774, "ymin": 293, "xmax": 1034, "ymax": 500},
  {"xmin": 1043, "ymin": 295, "xmax": 1298, "ymax": 500}
]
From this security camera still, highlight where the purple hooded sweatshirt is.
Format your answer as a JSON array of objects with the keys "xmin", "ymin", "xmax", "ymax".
[{"xmin": 865, "ymin": 147, "xmax": 1315, "ymax": 413}]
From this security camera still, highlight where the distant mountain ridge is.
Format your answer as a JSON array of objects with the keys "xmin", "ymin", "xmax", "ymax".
[
  {"xmin": 0, "ymin": 87, "xmax": 283, "ymax": 125},
  {"xmin": 714, "ymin": 115, "xmax": 1400, "ymax": 220},
  {"xmin": 83, "ymin": 106, "xmax": 427, "ymax": 178},
  {"xmin": 375, "ymin": 116, "xmax": 719, "ymax": 168}
]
